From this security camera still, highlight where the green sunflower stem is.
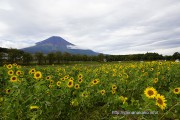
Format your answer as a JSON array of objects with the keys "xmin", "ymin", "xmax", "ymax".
[{"xmin": 159, "ymin": 102, "xmax": 179, "ymax": 120}]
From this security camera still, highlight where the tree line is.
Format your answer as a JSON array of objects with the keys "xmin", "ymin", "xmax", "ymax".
[{"xmin": 0, "ymin": 47, "xmax": 179, "ymax": 65}]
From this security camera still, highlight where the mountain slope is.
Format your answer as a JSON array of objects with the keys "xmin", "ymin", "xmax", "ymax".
[{"xmin": 21, "ymin": 36, "xmax": 99, "ymax": 55}]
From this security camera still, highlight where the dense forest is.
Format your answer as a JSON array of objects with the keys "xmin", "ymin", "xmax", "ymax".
[{"xmin": 0, "ymin": 47, "xmax": 179, "ymax": 65}]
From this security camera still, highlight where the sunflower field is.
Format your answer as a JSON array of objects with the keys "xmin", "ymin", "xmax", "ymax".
[{"xmin": 0, "ymin": 61, "xmax": 179, "ymax": 120}]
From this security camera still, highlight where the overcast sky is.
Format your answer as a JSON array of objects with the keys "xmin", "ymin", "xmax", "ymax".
[{"xmin": 0, "ymin": 0, "xmax": 180, "ymax": 55}]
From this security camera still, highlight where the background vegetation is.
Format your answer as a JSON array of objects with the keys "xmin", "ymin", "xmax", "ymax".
[{"xmin": 0, "ymin": 47, "xmax": 179, "ymax": 66}]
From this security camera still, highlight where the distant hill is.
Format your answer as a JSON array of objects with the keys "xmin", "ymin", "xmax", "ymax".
[{"xmin": 21, "ymin": 36, "xmax": 99, "ymax": 55}]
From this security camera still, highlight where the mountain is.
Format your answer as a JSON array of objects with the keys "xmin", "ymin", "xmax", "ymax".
[{"xmin": 21, "ymin": 36, "xmax": 99, "ymax": 55}]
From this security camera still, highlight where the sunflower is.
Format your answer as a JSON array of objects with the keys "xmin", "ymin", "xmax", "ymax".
[
  {"xmin": 34, "ymin": 71, "xmax": 42, "ymax": 79},
  {"xmin": 112, "ymin": 89, "xmax": 116, "ymax": 94},
  {"xmin": 71, "ymin": 99, "xmax": 79, "ymax": 107},
  {"xmin": 74, "ymin": 84, "xmax": 80, "ymax": 89},
  {"xmin": 46, "ymin": 91, "xmax": 51, "ymax": 95},
  {"xmin": 64, "ymin": 75, "xmax": 69, "ymax": 79},
  {"xmin": 46, "ymin": 76, "xmax": 51, "ymax": 80},
  {"xmin": 7, "ymin": 64, "xmax": 13, "ymax": 69},
  {"xmin": 29, "ymin": 68, "xmax": 36, "ymax": 74},
  {"xmin": 119, "ymin": 96, "xmax": 128, "ymax": 104},
  {"xmin": 50, "ymin": 80, "xmax": 54, "ymax": 85},
  {"xmin": 124, "ymin": 73, "xmax": 129, "ymax": 78},
  {"xmin": 143, "ymin": 72, "xmax": 148, "ymax": 76},
  {"xmin": 3, "ymin": 64, "xmax": 7, "ymax": 68},
  {"xmin": 159, "ymin": 62, "xmax": 162, "ymax": 65},
  {"xmin": 58, "ymin": 73, "xmax": 62, "ymax": 76},
  {"xmin": 173, "ymin": 87, "xmax": 180, "ymax": 94},
  {"xmin": 112, "ymin": 85, "xmax": 117, "ymax": 90},
  {"xmin": 13, "ymin": 63, "xmax": 17, "ymax": 66},
  {"xmin": 16, "ymin": 65, "xmax": 21, "ymax": 69},
  {"xmin": 78, "ymin": 78, "xmax": 83, "ymax": 83},
  {"xmin": 5, "ymin": 89, "xmax": 11, "ymax": 94},
  {"xmin": 8, "ymin": 70, "xmax": 14, "ymax": 75},
  {"xmin": 156, "ymin": 72, "xmax": 160, "ymax": 76},
  {"xmin": 16, "ymin": 70, "xmax": 22, "ymax": 76},
  {"xmin": 60, "ymin": 78, "xmax": 65, "ymax": 81},
  {"xmin": 49, "ymin": 84, "xmax": 54, "ymax": 88},
  {"xmin": 10, "ymin": 75, "xmax": 18, "ymax": 82},
  {"xmin": 100, "ymin": 90, "xmax": 106, "ymax": 95},
  {"xmin": 167, "ymin": 67, "xmax": 170, "ymax": 71},
  {"xmin": 78, "ymin": 74, "xmax": 83, "ymax": 79},
  {"xmin": 56, "ymin": 81, "xmax": 61, "ymax": 87},
  {"xmin": 150, "ymin": 68, "xmax": 154, "ymax": 71},
  {"xmin": 81, "ymin": 91, "xmax": 88, "ymax": 98},
  {"xmin": 30, "ymin": 105, "xmax": 39, "ymax": 110},
  {"xmin": 153, "ymin": 78, "xmax": 158, "ymax": 83},
  {"xmin": 155, "ymin": 94, "xmax": 167, "ymax": 110},
  {"xmin": 67, "ymin": 80, "xmax": 74, "ymax": 88},
  {"xmin": 144, "ymin": 87, "xmax": 157, "ymax": 99},
  {"xmin": 91, "ymin": 79, "xmax": 100, "ymax": 85},
  {"xmin": 119, "ymin": 74, "xmax": 122, "ymax": 77},
  {"xmin": 112, "ymin": 73, "xmax": 116, "ymax": 77},
  {"xmin": 69, "ymin": 77, "xmax": 74, "ymax": 81}
]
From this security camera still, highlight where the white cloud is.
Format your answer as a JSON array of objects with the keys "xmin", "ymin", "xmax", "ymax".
[
  {"xmin": 0, "ymin": 22, "xmax": 9, "ymax": 36},
  {"xmin": 0, "ymin": 0, "xmax": 13, "ymax": 11},
  {"xmin": 0, "ymin": 0, "xmax": 180, "ymax": 55}
]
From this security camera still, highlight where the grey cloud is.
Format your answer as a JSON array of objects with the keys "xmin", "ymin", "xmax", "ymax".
[{"xmin": 0, "ymin": 0, "xmax": 180, "ymax": 55}]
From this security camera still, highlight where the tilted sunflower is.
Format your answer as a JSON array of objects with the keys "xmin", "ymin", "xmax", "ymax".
[
  {"xmin": 49, "ymin": 84, "xmax": 54, "ymax": 88},
  {"xmin": 67, "ymin": 80, "xmax": 74, "ymax": 88},
  {"xmin": 3, "ymin": 64, "xmax": 7, "ymax": 68},
  {"xmin": 64, "ymin": 75, "xmax": 69, "ymax": 79},
  {"xmin": 173, "ymin": 87, "xmax": 180, "ymax": 94},
  {"xmin": 30, "ymin": 105, "xmax": 39, "ymax": 110},
  {"xmin": 144, "ymin": 87, "xmax": 157, "ymax": 99},
  {"xmin": 70, "ymin": 99, "xmax": 79, "ymax": 107},
  {"xmin": 81, "ymin": 91, "xmax": 89, "ymax": 98},
  {"xmin": 91, "ymin": 79, "xmax": 100, "ymax": 85},
  {"xmin": 5, "ymin": 89, "xmax": 11, "ymax": 94},
  {"xmin": 153, "ymin": 78, "xmax": 158, "ymax": 83},
  {"xmin": 16, "ymin": 65, "xmax": 21, "ymax": 69},
  {"xmin": 29, "ymin": 68, "xmax": 36, "ymax": 74},
  {"xmin": 150, "ymin": 67, "xmax": 154, "ymax": 71},
  {"xmin": 112, "ymin": 89, "xmax": 116, "ymax": 94},
  {"xmin": 69, "ymin": 77, "xmax": 74, "ymax": 81},
  {"xmin": 112, "ymin": 84, "xmax": 117, "ymax": 90},
  {"xmin": 119, "ymin": 96, "xmax": 128, "ymax": 104},
  {"xmin": 20, "ymin": 71, "xmax": 24, "ymax": 76},
  {"xmin": 13, "ymin": 63, "xmax": 17, "ymax": 66},
  {"xmin": 50, "ymin": 80, "xmax": 54, "ymax": 85},
  {"xmin": 155, "ymin": 94, "xmax": 167, "ymax": 110},
  {"xmin": 34, "ymin": 71, "xmax": 42, "ymax": 79},
  {"xmin": 60, "ymin": 78, "xmax": 65, "ymax": 81},
  {"xmin": 58, "ymin": 73, "xmax": 62, "ymax": 76},
  {"xmin": 10, "ymin": 75, "xmax": 18, "ymax": 82}
]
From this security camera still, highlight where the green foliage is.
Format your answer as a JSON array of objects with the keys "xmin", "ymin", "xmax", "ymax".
[{"xmin": 0, "ymin": 61, "xmax": 180, "ymax": 119}]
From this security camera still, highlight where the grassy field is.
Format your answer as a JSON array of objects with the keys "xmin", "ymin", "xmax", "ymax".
[{"xmin": 0, "ymin": 61, "xmax": 179, "ymax": 120}]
